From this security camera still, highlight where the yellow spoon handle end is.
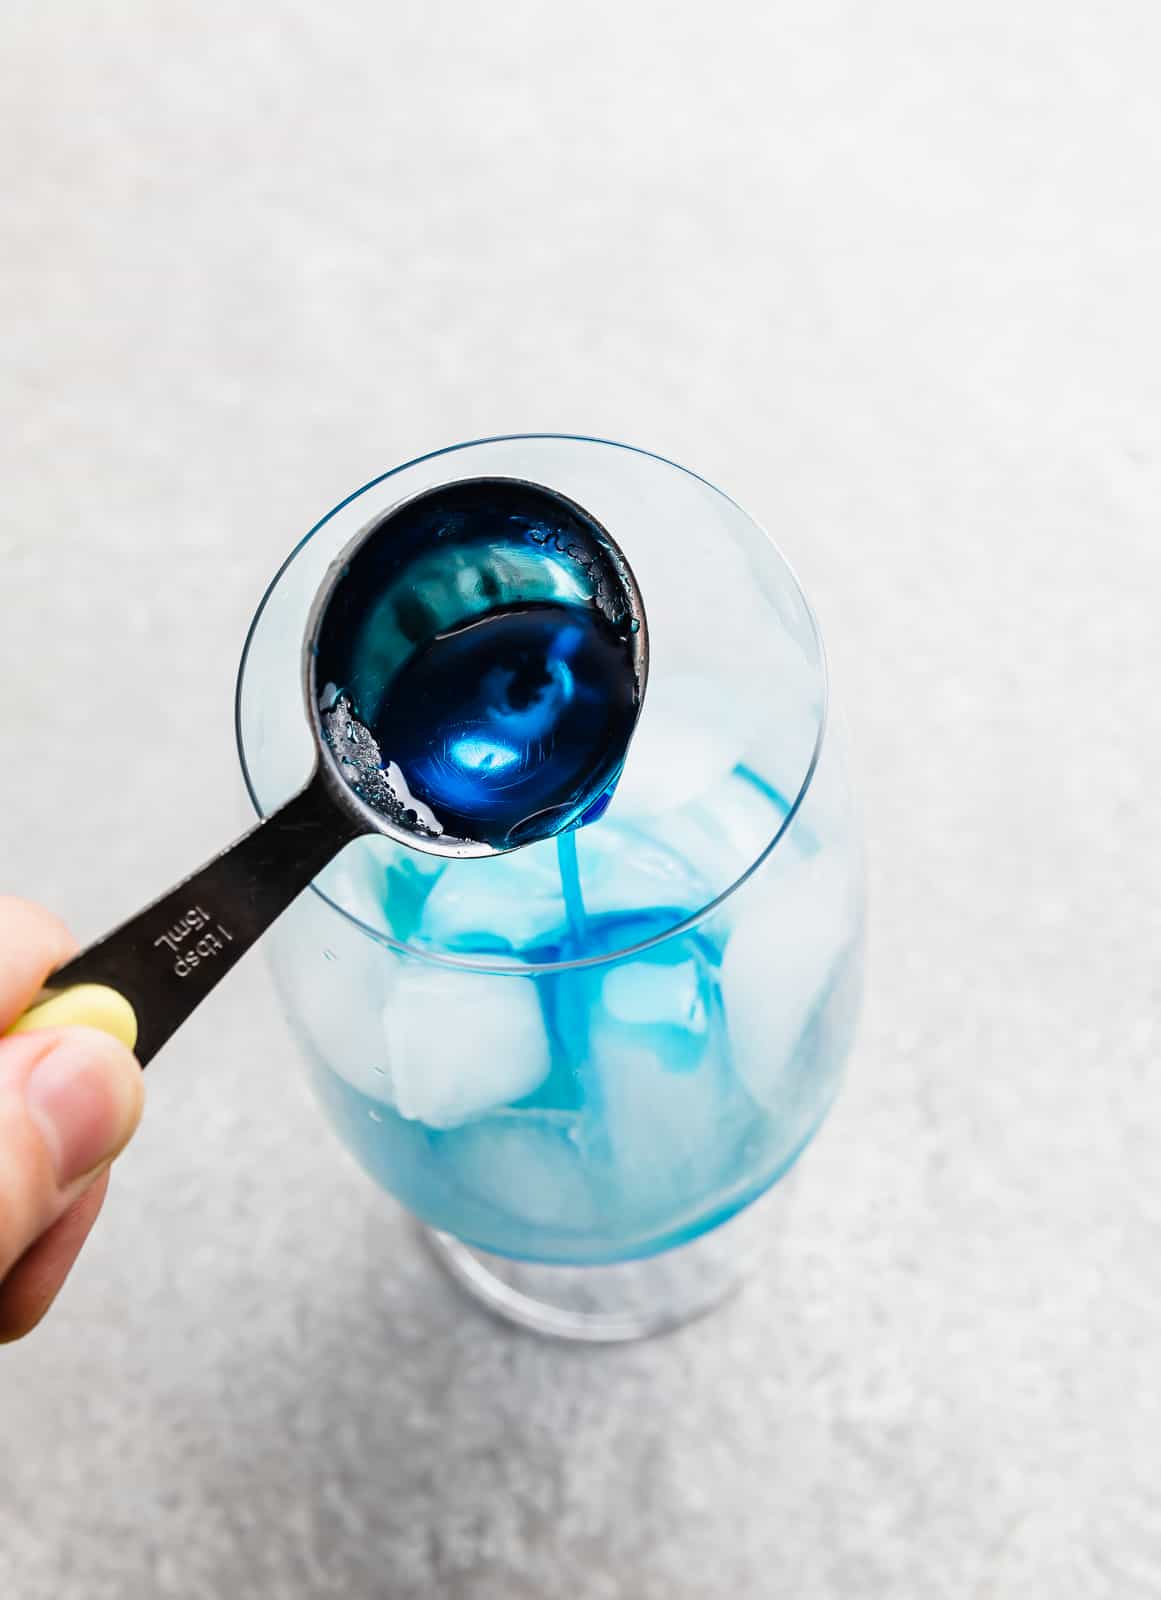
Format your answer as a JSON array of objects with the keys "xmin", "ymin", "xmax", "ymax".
[{"xmin": 7, "ymin": 984, "xmax": 139, "ymax": 1053}]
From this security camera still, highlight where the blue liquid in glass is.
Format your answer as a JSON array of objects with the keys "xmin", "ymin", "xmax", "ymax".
[
  {"xmin": 300, "ymin": 770, "xmax": 861, "ymax": 1265},
  {"xmin": 299, "ymin": 484, "xmax": 857, "ymax": 1265}
]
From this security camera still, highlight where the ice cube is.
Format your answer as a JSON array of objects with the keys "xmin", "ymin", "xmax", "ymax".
[
  {"xmin": 589, "ymin": 945, "xmax": 746, "ymax": 1225},
  {"xmin": 612, "ymin": 671, "xmax": 753, "ymax": 819},
  {"xmin": 315, "ymin": 834, "xmax": 450, "ymax": 947},
  {"xmin": 381, "ymin": 966, "xmax": 550, "ymax": 1128},
  {"xmin": 720, "ymin": 851, "xmax": 854, "ymax": 1112},
  {"xmin": 439, "ymin": 1110, "xmax": 596, "ymax": 1231},
  {"xmin": 315, "ymin": 835, "xmax": 400, "ymax": 938},
  {"xmin": 568, "ymin": 824, "xmax": 713, "ymax": 928},
  {"xmin": 269, "ymin": 908, "xmax": 399, "ymax": 1103},
  {"xmin": 610, "ymin": 586, "xmax": 820, "ymax": 817},
  {"xmin": 592, "ymin": 1028, "xmax": 743, "ymax": 1226},
  {"xmin": 416, "ymin": 842, "xmax": 566, "ymax": 952},
  {"xmin": 601, "ymin": 955, "xmax": 707, "ymax": 1035}
]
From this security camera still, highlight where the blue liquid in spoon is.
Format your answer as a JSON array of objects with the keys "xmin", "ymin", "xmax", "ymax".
[
  {"xmin": 316, "ymin": 479, "xmax": 645, "ymax": 851},
  {"xmin": 367, "ymin": 601, "xmax": 639, "ymax": 850}
]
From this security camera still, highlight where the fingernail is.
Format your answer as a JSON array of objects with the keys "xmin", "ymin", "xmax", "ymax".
[{"xmin": 25, "ymin": 1034, "xmax": 141, "ymax": 1188}]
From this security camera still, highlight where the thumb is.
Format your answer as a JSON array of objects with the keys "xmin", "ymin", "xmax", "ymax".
[{"xmin": 0, "ymin": 1027, "xmax": 143, "ymax": 1280}]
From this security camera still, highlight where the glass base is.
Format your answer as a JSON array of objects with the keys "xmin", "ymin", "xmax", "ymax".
[{"xmin": 421, "ymin": 1180, "xmax": 792, "ymax": 1343}]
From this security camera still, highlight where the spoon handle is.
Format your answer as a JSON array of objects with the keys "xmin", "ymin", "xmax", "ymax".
[{"xmin": 6, "ymin": 773, "xmax": 364, "ymax": 1067}]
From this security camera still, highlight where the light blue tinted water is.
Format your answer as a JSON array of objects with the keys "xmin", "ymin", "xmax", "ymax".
[{"xmin": 301, "ymin": 773, "xmax": 862, "ymax": 1266}]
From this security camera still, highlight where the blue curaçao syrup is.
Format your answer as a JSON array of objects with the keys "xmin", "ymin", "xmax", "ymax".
[
  {"xmin": 314, "ymin": 477, "xmax": 646, "ymax": 853},
  {"xmin": 357, "ymin": 599, "xmax": 638, "ymax": 848}
]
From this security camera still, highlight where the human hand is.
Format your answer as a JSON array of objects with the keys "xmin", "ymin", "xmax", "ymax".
[{"xmin": 0, "ymin": 898, "xmax": 143, "ymax": 1341}]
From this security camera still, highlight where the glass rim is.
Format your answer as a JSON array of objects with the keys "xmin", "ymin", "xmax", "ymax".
[{"xmin": 234, "ymin": 432, "xmax": 829, "ymax": 975}]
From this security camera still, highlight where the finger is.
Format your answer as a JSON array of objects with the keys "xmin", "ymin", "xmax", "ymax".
[
  {"xmin": 0, "ymin": 1027, "xmax": 143, "ymax": 1280},
  {"xmin": 0, "ymin": 1170, "xmax": 109, "ymax": 1342},
  {"xmin": 0, "ymin": 897, "xmax": 78, "ymax": 1031}
]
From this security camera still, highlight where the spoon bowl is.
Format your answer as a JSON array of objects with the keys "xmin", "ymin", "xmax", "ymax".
[{"xmin": 308, "ymin": 477, "xmax": 648, "ymax": 855}]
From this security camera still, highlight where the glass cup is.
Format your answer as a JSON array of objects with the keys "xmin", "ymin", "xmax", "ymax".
[{"xmin": 236, "ymin": 435, "xmax": 865, "ymax": 1341}]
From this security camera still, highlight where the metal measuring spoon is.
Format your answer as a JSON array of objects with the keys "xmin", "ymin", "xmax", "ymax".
[{"xmin": 8, "ymin": 478, "xmax": 648, "ymax": 1066}]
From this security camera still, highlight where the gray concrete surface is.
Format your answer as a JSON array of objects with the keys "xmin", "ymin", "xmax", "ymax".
[{"xmin": 2, "ymin": 4, "xmax": 1159, "ymax": 1596}]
